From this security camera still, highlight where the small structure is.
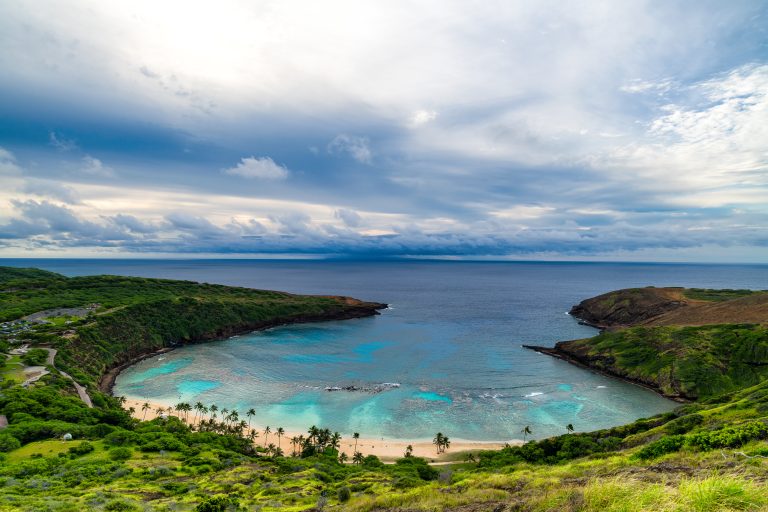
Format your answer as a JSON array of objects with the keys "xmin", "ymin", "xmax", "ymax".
[{"xmin": 62, "ymin": 433, "xmax": 73, "ymax": 441}]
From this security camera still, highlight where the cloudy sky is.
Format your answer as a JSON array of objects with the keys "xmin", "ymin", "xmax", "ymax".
[{"xmin": 1, "ymin": 1, "xmax": 767, "ymax": 261}]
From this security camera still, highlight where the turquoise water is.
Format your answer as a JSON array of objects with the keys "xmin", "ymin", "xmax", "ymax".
[{"xmin": 10, "ymin": 259, "xmax": 767, "ymax": 442}]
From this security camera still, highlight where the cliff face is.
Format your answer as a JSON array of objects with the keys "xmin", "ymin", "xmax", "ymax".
[{"xmin": 567, "ymin": 287, "xmax": 689, "ymax": 328}]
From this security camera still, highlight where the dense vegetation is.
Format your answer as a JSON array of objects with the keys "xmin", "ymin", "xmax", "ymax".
[
  {"xmin": 1, "ymin": 267, "xmax": 767, "ymax": 511},
  {"xmin": 555, "ymin": 323, "xmax": 768, "ymax": 400}
]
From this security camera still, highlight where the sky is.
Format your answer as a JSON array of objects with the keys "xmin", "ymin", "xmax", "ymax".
[{"xmin": 1, "ymin": 1, "xmax": 767, "ymax": 261}]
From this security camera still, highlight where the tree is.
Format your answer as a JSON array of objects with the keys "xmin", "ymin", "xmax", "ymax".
[
  {"xmin": 433, "ymin": 432, "xmax": 444, "ymax": 454},
  {"xmin": 404, "ymin": 444, "xmax": 413, "ymax": 458},
  {"xmin": 194, "ymin": 401, "xmax": 205, "ymax": 423},
  {"xmin": 352, "ymin": 451, "xmax": 364, "ymax": 465},
  {"xmin": 246, "ymin": 408, "xmax": 256, "ymax": 429},
  {"xmin": 277, "ymin": 427, "xmax": 285, "ymax": 449},
  {"xmin": 442, "ymin": 435, "xmax": 451, "ymax": 453},
  {"xmin": 353, "ymin": 432, "xmax": 360, "ymax": 453},
  {"xmin": 339, "ymin": 452, "xmax": 348, "ymax": 464},
  {"xmin": 141, "ymin": 402, "xmax": 151, "ymax": 420},
  {"xmin": 290, "ymin": 436, "xmax": 300, "ymax": 457},
  {"xmin": 330, "ymin": 431, "xmax": 341, "ymax": 450},
  {"xmin": 263, "ymin": 425, "xmax": 271, "ymax": 446},
  {"xmin": 521, "ymin": 425, "xmax": 532, "ymax": 442},
  {"xmin": 566, "ymin": 423, "xmax": 574, "ymax": 434},
  {"xmin": 210, "ymin": 404, "xmax": 218, "ymax": 420}
]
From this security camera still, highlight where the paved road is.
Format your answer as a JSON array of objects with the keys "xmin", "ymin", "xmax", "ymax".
[{"xmin": 42, "ymin": 348, "xmax": 93, "ymax": 408}]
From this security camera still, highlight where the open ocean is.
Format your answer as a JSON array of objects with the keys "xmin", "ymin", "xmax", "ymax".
[{"xmin": 4, "ymin": 259, "xmax": 768, "ymax": 441}]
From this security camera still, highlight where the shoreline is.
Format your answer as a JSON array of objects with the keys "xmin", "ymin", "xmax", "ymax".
[
  {"xmin": 100, "ymin": 300, "xmax": 386, "ymax": 394},
  {"xmin": 123, "ymin": 398, "xmax": 516, "ymax": 461},
  {"xmin": 523, "ymin": 344, "xmax": 689, "ymax": 403}
]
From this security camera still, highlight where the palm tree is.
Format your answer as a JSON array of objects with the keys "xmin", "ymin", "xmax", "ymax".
[
  {"xmin": 352, "ymin": 451, "xmax": 364, "ymax": 465},
  {"xmin": 521, "ymin": 425, "xmax": 532, "ymax": 442},
  {"xmin": 433, "ymin": 432, "xmax": 445, "ymax": 454},
  {"xmin": 128, "ymin": 406, "xmax": 136, "ymax": 415},
  {"xmin": 266, "ymin": 443, "xmax": 277, "ymax": 457},
  {"xmin": 248, "ymin": 429, "xmax": 258, "ymax": 443},
  {"xmin": 330, "ymin": 431, "xmax": 341, "ymax": 450},
  {"xmin": 566, "ymin": 423, "xmax": 574, "ymax": 434},
  {"xmin": 194, "ymin": 402, "xmax": 205, "ymax": 423},
  {"xmin": 181, "ymin": 403, "xmax": 192, "ymax": 423},
  {"xmin": 263, "ymin": 426, "xmax": 271, "ymax": 446},
  {"xmin": 404, "ymin": 445, "xmax": 413, "ymax": 458},
  {"xmin": 290, "ymin": 436, "xmax": 300, "ymax": 457},
  {"xmin": 246, "ymin": 408, "xmax": 256, "ymax": 428},
  {"xmin": 141, "ymin": 402, "xmax": 151, "ymax": 420},
  {"xmin": 339, "ymin": 452, "xmax": 348, "ymax": 464},
  {"xmin": 155, "ymin": 406, "xmax": 165, "ymax": 416},
  {"xmin": 308, "ymin": 426, "xmax": 319, "ymax": 449},
  {"xmin": 277, "ymin": 427, "xmax": 285, "ymax": 449},
  {"xmin": 352, "ymin": 432, "xmax": 360, "ymax": 453},
  {"xmin": 209, "ymin": 404, "xmax": 218, "ymax": 419},
  {"xmin": 442, "ymin": 436, "xmax": 451, "ymax": 453}
]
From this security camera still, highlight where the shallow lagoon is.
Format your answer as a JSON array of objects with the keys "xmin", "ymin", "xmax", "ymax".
[{"xmin": 21, "ymin": 259, "xmax": 763, "ymax": 441}]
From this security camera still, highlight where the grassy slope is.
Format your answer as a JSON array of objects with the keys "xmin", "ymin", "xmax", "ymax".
[{"xmin": 555, "ymin": 323, "xmax": 768, "ymax": 400}]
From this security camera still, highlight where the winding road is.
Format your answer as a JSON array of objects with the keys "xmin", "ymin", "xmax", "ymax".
[{"xmin": 42, "ymin": 348, "xmax": 93, "ymax": 408}]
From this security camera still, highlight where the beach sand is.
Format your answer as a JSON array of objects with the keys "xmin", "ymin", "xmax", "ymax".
[{"xmin": 124, "ymin": 398, "xmax": 518, "ymax": 461}]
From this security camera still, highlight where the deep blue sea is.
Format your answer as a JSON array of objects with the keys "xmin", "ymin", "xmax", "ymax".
[{"xmin": 5, "ymin": 259, "xmax": 768, "ymax": 442}]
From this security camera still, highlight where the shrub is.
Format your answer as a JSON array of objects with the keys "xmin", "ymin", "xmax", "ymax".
[
  {"xmin": 104, "ymin": 500, "xmax": 140, "ymax": 511},
  {"xmin": 665, "ymin": 414, "xmax": 704, "ymax": 435},
  {"xmin": 634, "ymin": 435, "xmax": 686, "ymax": 460},
  {"xmin": 686, "ymin": 421, "xmax": 768, "ymax": 451},
  {"xmin": 337, "ymin": 486, "xmax": 351, "ymax": 502},
  {"xmin": 68, "ymin": 441, "xmax": 95, "ymax": 457},
  {"xmin": 362, "ymin": 454, "xmax": 384, "ymax": 468},
  {"xmin": 21, "ymin": 349, "xmax": 49, "ymax": 366},
  {"xmin": 0, "ymin": 433, "xmax": 21, "ymax": 452},
  {"xmin": 109, "ymin": 447, "xmax": 133, "ymax": 461},
  {"xmin": 195, "ymin": 494, "xmax": 240, "ymax": 512}
]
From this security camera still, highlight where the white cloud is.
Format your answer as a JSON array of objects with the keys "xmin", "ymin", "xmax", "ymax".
[
  {"xmin": 222, "ymin": 156, "xmax": 289, "ymax": 180},
  {"xmin": 49, "ymin": 132, "xmax": 78, "ymax": 151},
  {"xmin": 327, "ymin": 134, "xmax": 372, "ymax": 164},
  {"xmin": 80, "ymin": 155, "xmax": 115, "ymax": 177},
  {"xmin": 335, "ymin": 208, "xmax": 362, "ymax": 227},
  {"xmin": 597, "ymin": 64, "xmax": 768, "ymax": 205},
  {"xmin": 409, "ymin": 109, "xmax": 438, "ymax": 127}
]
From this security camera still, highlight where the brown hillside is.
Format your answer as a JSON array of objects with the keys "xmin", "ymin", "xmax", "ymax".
[{"xmin": 569, "ymin": 287, "xmax": 768, "ymax": 328}]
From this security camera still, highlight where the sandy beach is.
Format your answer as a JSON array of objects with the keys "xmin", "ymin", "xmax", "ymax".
[{"xmin": 124, "ymin": 398, "xmax": 517, "ymax": 461}]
